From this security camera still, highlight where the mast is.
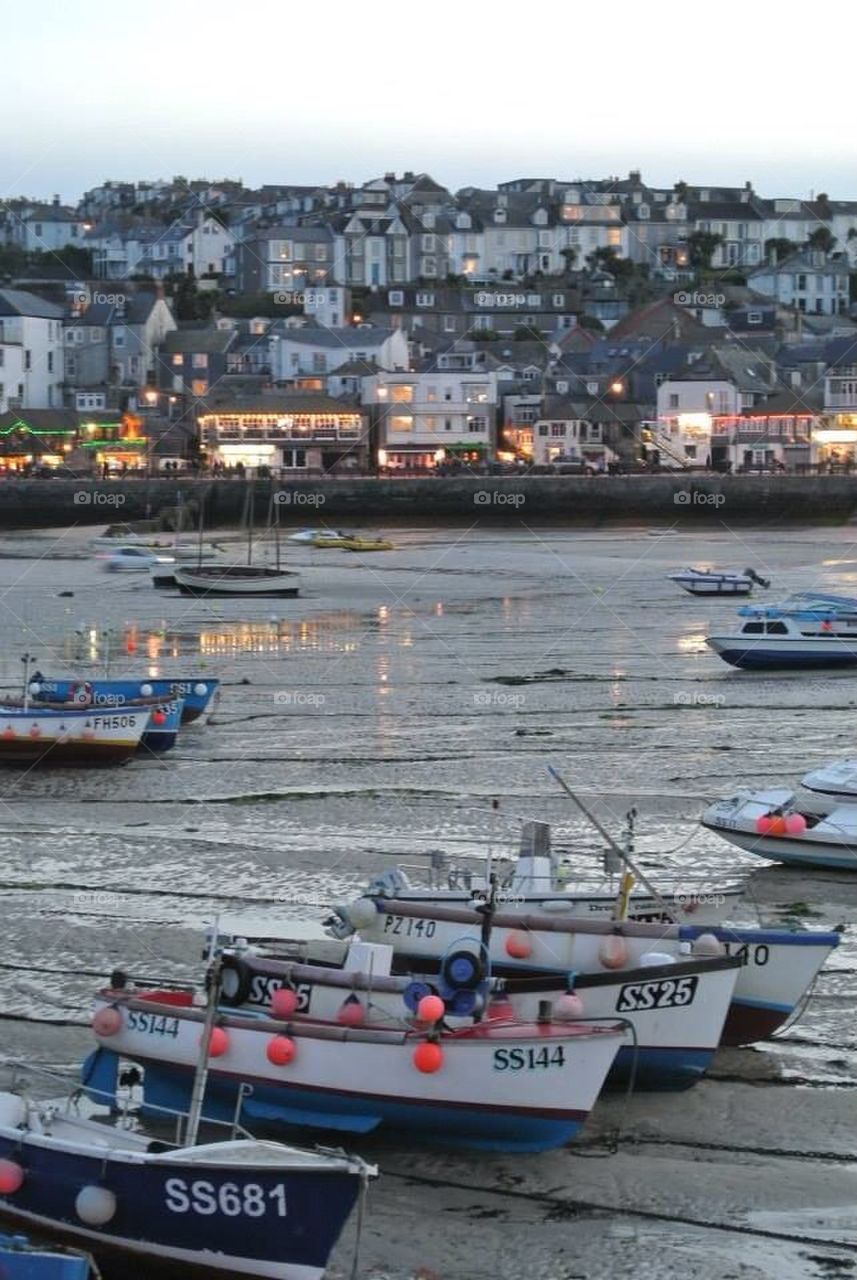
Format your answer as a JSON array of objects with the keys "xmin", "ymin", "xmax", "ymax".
[{"xmin": 185, "ymin": 954, "xmax": 224, "ymax": 1148}]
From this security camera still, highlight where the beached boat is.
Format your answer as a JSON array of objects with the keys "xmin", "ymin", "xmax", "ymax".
[
  {"xmin": 0, "ymin": 1087, "xmax": 372, "ymax": 1279},
  {"xmin": 707, "ymin": 599, "xmax": 857, "ymax": 668},
  {"xmin": 85, "ymin": 983, "xmax": 624, "ymax": 1153},
  {"xmin": 702, "ymin": 786, "xmax": 857, "ymax": 870},
  {"xmin": 174, "ymin": 565, "xmax": 301, "ymax": 598},
  {"xmin": 11, "ymin": 688, "xmax": 183, "ymax": 754},
  {"xmin": 0, "ymin": 705, "xmax": 151, "ymax": 765},
  {"xmin": 286, "ymin": 529, "xmax": 347, "ymax": 545},
  {"xmin": 327, "ymin": 896, "xmax": 840, "ymax": 1046},
  {"xmin": 30, "ymin": 678, "xmax": 218, "ymax": 725},
  {"xmin": 0, "ymin": 1232, "xmax": 92, "ymax": 1279},
  {"xmin": 339, "ymin": 536, "xmax": 394, "ymax": 552},
  {"xmin": 802, "ymin": 758, "xmax": 857, "ymax": 802},
  {"xmin": 668, "ymin": 567, "xmax": 769, "ymax": 597},
  {"xmin": 354, "ymin": 821, "xmax": 744, "ymax": 925},
  {"xmin": 211, "ymin": 937, "xmax": 741, "ymax": 1090}
]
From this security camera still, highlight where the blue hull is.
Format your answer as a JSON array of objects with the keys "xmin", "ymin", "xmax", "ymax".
[
  {"xmin": 0, "ymin": 1108, "xmax": 360, "ymax": 1277},
  {"xmin": 33, "ymin": 679, "xmax": 219, "ymax": 724},
  {"xmin": 715, "ymin": 647, "xmax": 857, "ymax": 669},
  {"xmin": 84, "ymin": 1049, "xmax": 586, "ymax": 1154},
  {"xmin": 139, "ymin": 699, "xmax": 182, "ymax": 754},
  {"xmin": 0, "ymin": 1235, "xmax": 90, "ymax": 1280},
  {"xmin": 609, "ymin": 1046, "xmax": 713, "ymax": 1091}
]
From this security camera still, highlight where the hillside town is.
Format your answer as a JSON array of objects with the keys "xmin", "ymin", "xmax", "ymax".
[{"xmin": 1, "ymin": 169, "xmax": 856, "ymax": 478}]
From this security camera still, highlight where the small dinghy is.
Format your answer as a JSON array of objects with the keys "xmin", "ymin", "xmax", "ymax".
[
  {"xmin": 0, "ymin": 1087, "xmax": 372, "ymax": 1280},
  {"xmin": 668, "ymin": 567, "xmax": 769, "ymax": 597},
  {"xmin": 0, "ymin": 1231, "xmax": 92, "ymax": 1278},
  {"xmin": 702, "ymin": 787, "xmax": 857, "ymax": 870}
]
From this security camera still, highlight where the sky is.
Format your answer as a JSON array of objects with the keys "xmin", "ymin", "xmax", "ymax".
[{"xmin": 2, "ymin": 0, "xmax": 855, "ymax": 203}]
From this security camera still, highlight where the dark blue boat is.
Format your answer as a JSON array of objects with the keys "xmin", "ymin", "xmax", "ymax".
[{"xmin": 0, "ymin": 1088, "xmax": 372, "ymax": 1280}]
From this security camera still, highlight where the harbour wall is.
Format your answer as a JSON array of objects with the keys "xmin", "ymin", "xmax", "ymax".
[{"xmin": 2, "ymin": 475, "xmax": 857, "ymax": 529}]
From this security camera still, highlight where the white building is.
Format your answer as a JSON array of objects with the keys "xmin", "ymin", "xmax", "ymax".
[
  {"xmin": 364, "ymin": 353, "xmax": 498, "ymax": 471},
  {"xmin": 0, "ymin": 290, "xmax": 64, "ymax": 412},
  {"xmin": 655, "ymin": 375, "xmax": 740, "ymax": 465},
  {"xmin": 271, "ymin": 325, "xmax": 408, "ymax": 380},
  {"xmin": 748, "ymin": 251, "xmax": 850, "ymax": 316},
  {"xmin": 7, "ymin": 201, "xmax": 87, "ymax": 252}
]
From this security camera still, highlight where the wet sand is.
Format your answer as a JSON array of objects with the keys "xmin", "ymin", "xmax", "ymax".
[{"xmin": 0, "ymin": 522, "xmax": 855, "ymax": 1278}]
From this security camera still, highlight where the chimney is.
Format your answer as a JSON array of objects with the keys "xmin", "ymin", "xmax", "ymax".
[{"xmin": 52, "ymin": 194, "xmax": 61, "ymax": 207}]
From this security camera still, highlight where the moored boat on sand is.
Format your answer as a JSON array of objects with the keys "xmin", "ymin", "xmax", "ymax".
[
  {"xmin": 30, "ymin": 677, "xmax": 218, "ymax": 725},
  {"xmin": 668, "ymin": 567, "xmax": 769, "ymax": 597},
  {"xmin": 174, "ymin": 565, "xmax": 300, "ymax": 598},
  {"xmin": 0, "ymin": 705, "xmax": 151, "ymax": 765},
  {"xmin": 702, "ymin": 786, "xmax": 857, "ymax": 870}
]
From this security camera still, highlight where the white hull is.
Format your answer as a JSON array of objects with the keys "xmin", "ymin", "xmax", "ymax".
[
  {"xmin": 703, "ymin": 788, "xmax": 857, "ymax": 870},
  {"xmin": 0, "ymin": 706, "xmax": 150, "ymax": 762},
  {"xmin": 174, "ymin": 567, "xmax": 300, "ymax": 598},
  {"xmin": 802, "ymin": 759, "xmax": 857, "ymax": 802}
]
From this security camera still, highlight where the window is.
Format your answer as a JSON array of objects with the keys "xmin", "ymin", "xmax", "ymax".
[
  {"xmin": 192, "ymin": 353, "xmax": 208, "ymax": 369},
  {"xmin": 65, "ymin": 358, "xmax": 76, "ymax": 377},
  {"xmin": 553, "ymin": 294, "xmax": 564, "ymax": 307},
  {"xmin": 421, "ymin": 234, "xmax": 435, "ymax": 252},
  {"xmin": 548, "ymin": 423, "xmax": 564, "ymax": 437},
  {"xmin": 747, "ymin": 311, "xmax": 762, "ymax": 324},
  {"xmin": 191, "ymin": 379, "xmax": 208, "ymax": 396},
  {"xmin": 416, "ymin": 292, "xmax": 435, "ymax": 307},
  {"xmin": 24, "ymin": 350, "xmax": 31, "ymax": 371},
  {"xmin": 113, "ymin": 333, "xmax": 125, "ymax": 347},
  {"xmin": 444, "ymin": 316, "xmax": 456, "ymax": 332},
  {"xmin": 390, "ymin": 385, "xmax": 413, "ymax": 403},
  {"xmin": 388, "ymin": 290, "xmax": 404, "ymax": 306},
  {"xmin": 312, "ymin": 353, "xmax": 327, "ymax": 373},
  {"xmin": 556, "ymin": 380, "xmax": 568, "ymax": 394},
  {"xmin": 47, "ymin": 352, "xmax": 53, "ymax": 372},
  {"xmin": 171, "ymin": 353, "xmax": 183, "ymax": 366},
  {"xmin": 423, "ymin": 258, "xmax": 437, "ymax": 276},
  {"xmin": 538, "ymin": 424, "xmax": 549, "ymax": 436},
  {"xmin": 668, "ymin": 393, "xmax": 679, "ymax": 408},
  {"xmin": 315, "ymin": 245, "xmax": 327, "ymax": 261},
  {"xmin": 282, "ymin": 449, "xmax": 307, "ymax": 468},
  {"xmin": 388, "ymin": 415, "xmax": 413, "ymax": 432}
]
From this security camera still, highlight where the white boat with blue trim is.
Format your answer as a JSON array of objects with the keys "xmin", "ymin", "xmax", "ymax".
[
  {"xmin": 668, "ymin": 567, "xmax": 769, "ymax": 597},
  {"xmin": 802, "ymin": 758, "xmax": 857, "ymax": 803},
  {"xmin": 702, "ymin": 786, "xmax": 857, "ymax": 870},
  {"xmin": 706, "ymin": 592, "xmax": 857, "ymax": 668}
]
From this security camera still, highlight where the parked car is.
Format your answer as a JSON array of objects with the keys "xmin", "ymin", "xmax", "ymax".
[{"xmin": 97, "ymin": 546, "xmax": 175, "ymax": 573}]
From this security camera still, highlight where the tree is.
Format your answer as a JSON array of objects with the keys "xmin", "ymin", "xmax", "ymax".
[
  {"xmin": 171, "ymin": 275, "xmax": 215, "ymax": 322},
  {"xmin": 673, "ymin": 180, "xmax": 688, "ymax": 203},
  {"xmin": 764, "ymin": 237, "xmax": 796, "ymax": 262},
  {"xmin": 807, "ymin": 226, "xmax": 836, "ymax": 254},
  {"xmin": 559, "ymin": 247, "xmax": 577, "ymax": 272},
  {"xmin": 686, "ymin": 230, "xmax": 724, "ymax": 269}
]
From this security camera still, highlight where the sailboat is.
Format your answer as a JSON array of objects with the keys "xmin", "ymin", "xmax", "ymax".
[{"xmin": 174, "ymin": 485, "xmax": 300, "ymax": 598}]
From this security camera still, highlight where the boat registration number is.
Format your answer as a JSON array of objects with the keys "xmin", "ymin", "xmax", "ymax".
[
  {"xmin": 493, "ymin": 1046, "xmax": 566, "ymax": 1071},
  {"xmin": 90, "ymin": 715, "xmax": 136, "ymax": 729},
  {"xmin": 127, "ymin": 1010, "xmax": 180, "ymax": 1037},
  {"xmin": 165, "ymin": 1178, "xmax": 287, "ymax": 1218},
  {"xmin": 247, "ymin": 976, "xmax": 312, "ymax": 1012},
  {"xmin": 382, "ymin": 915, "xmax": 437, "ymax": 938},
  {"xmin": 722, "ymin": 943, "xmax": 770, "ymax": 966},
  {"xmin": 616, "ymin": 975, "xmax": 698, "ymax": 1012}
]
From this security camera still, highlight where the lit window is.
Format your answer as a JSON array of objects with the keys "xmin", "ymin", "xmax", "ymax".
[{"xmin": 389, "ymin": 415, "xmax": 413, "ymax": 432}]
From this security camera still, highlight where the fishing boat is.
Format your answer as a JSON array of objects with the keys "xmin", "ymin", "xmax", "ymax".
[
  {"xmin": 30, "ymin": 678, "xmax": 219, "ymax": 725},
  {"xmin": 702, "ymin": 787, "xmax": 857, "ymax": 870},
  {"xmin": 327, "ymin": 896, "xmax": 840, "ymax": 1046},
  {"xmin": 0, "ymin": 1086, "xmax": 373, "ymax": 1279},
  {"xmin": 9, "ymin": 689, "xmax": 183, "ymax": 754},
  {"xmin": 352, "ymin": 820, "xmax": 744, "ymax": 925},
  {"xmin": 85, "ymin": 976, "xmax": 625, "ymax": 1153},
  {"xmin": 802, "ymin": 759, "xmax": 857, "ymax": 802},
  {"xmin": 706, "ymin": 599, "xmax": 857, "ymax": 668},
  {"xmin": 210, "ymin": 936, "xmax": 741, "ymax": 1090},
  {"xmin": 0, "ymin": 705, "xmax": 151, "ymax": 765},
  {"xmin": 668, "ymin": 567, "xmax": 769, "ymax": 597},
  {"xmin": 0, "ymin": 1232, "xmax": 92, "ymax": 1279}
]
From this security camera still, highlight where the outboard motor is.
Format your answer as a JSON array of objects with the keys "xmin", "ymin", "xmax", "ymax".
[{"xmin": 744, "ymin": 567, "xmax": 771, "ymax": 588}]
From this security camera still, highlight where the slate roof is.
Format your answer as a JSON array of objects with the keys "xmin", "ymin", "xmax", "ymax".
[
  {"xmin": 0, "ymin": 288, "xmax": 64, "ymax": 319},
  {"xmin": 162, "ymin": 328, "xmax": 236, "ymax": 355},
  {"xmin": 272, "ymin": 323, "xmax": 394, "ymax": 348}
]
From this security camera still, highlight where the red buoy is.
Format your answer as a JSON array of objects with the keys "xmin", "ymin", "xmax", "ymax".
[
  {"xmin": 267, "ymin": 1035, "xmax": 296, "ymax": 1066},
  {"xmin": 203, "ymin": 1026, "xmax": 229, "ymax": 1058},
  {"xmin": 413, "ymin": 1041, "xmax": 444, "ymax": 1073},
  {"xmin": 416, "ymin": 993, "xmax": 445, "ymax": 1024},
  {"xmin": 0, "ymin": 1159, "xmax": 24, "ymax": 1194},
  {"xmin": 505, "ymin": 930, "xmax": 532, "ymax": 959},
  {"xmin": 270, "ymin": 987, "xmax": 299, "ymax": 1019}
]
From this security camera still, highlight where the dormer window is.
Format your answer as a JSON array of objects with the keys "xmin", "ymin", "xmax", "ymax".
[
  {"xmin": 456, "ymin": 212, "xmax": 471, "ymax": 230},
  {"xmin": 533, "ymin": 208, "xmax": 548, "ymax": 226},
  {"xmin": 494, "ymin": 208, "xmax": 507, "ymax": 224},
  {"xmin": 638, "ymin": 204, "xmax": 650, "ymax": 220}
]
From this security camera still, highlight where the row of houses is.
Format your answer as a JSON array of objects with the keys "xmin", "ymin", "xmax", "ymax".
[{"xmin": 5, "ymin": 172, "xmax": 857, "ymax": 298}]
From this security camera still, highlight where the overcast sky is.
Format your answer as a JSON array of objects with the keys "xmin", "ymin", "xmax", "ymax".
[{"xmin": 4, "ymin": 0, "xmax": 855, "ymax": 202}]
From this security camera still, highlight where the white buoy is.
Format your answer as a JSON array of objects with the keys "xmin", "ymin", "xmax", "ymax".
[
  {"xmin": 75, "ymin": 1185, "xmax": 117, "ymax": 1225},
  {"xmin": 140, "ymin": 684, "xmax": 153, "ymax": 697},
  {"xmin": 693, "ymin": 932, "xmax": 725, "ymax": 956},
  {"xmin": 194, "ymin": 682, "xmax": 207, "ymax": 696},
  {"xmin": 346, "ymin": 898, "xmax": 378, "ymax": 930}
]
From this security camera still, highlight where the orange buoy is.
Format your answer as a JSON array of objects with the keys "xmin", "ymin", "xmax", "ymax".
[
  {"xmin": 505, "ymin": 930, "xmax": 532, "ymax": 959},
  {"xmin": 416, "ymin": 994, "xmax": 445, "ymax": 1024},
  {"xmin": 271, "ymin": 987, "xmax": 300, "ymax": 1018},
  {"xmin": 203, "ymin": 1026, "xmax": 229, "ymax": 1058},
  {"xmin": 413, "ymin": 1041, "xmax": 444, "ymax": 1073},
  {"xmin": 93, "ymin": 1006, "xmax": 123, "ymax": 1036},
  {"xmin": 267, "ymin": 1034, "xmax": 296, "ymax": 1066}
]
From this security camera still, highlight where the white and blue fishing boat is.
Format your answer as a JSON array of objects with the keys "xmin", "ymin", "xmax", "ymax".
[
  {"xmin": 29, "ymin": 678, "xmax": 219, "ymax": 725},
  {"xmin": 0, "ymin": 705, "xmax": 151, "ymax": 766},
  {"xmin": 706, "ymin": 596, "xmax": 857, "ymax": 668},
  {"xmin": 0, "ymin": 1232, "xmax": 92, "ymax": 1279},
  {"xmin": 0, "ymin": 1086, "xmax": 372, "ymax": 1280},
  {"xmin": 702, "ymin": 787, "xmax": 857, "ymax": 871}
]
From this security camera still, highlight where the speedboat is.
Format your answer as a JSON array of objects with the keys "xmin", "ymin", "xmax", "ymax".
[
  {"xmin": 802, "ymin": 759, "xmax": 857, "ymax": 802},
  {"xmin": 668, "ymin": 567, "xmax": 769, "ymax": 597},
  {"xmin": 702, "ymin": 786, "xmax": 857, "ymax": 870},
  {"xmin": 286, "ymin": 529, "xmax": 347, "ymax": 545},
  {"xmin": 706, "ymin": 600, "xmax": 857, "ymax": 667}
]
